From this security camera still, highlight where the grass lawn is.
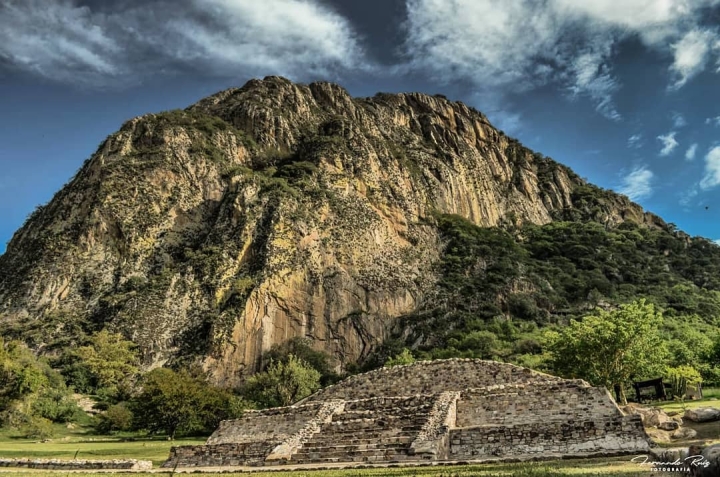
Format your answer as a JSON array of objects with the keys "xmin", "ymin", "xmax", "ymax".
[
  {"xmin": 0, "ymin": 423, "xmax": 204, "ymax": 467},
  {"xmin": 654, "ymin": 398, "xmax": 720, "ymax": 413},
  {"xmin": 0, "ymin": 457, "xmax": 656, "ymax": 476}
]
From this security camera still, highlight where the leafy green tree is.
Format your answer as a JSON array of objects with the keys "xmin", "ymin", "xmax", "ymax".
[
  {"xmin": 243, "ymin": 355, "xmax": 321, "ymax": 408},
  {"xmin": 665, "ymin": 365, "xmax": 703, "ymax": 399},
  {"xmin": 262, "ymin": 338, "xmax": 338, "ymax": 385},
  {"xmin": 546, "ymin": 299, "xmax": 667, "ymax": 404},
  {"xmin": 96, "ymin": 403, "xmax": 134, "ymax": 434},
  {"xmin": 31, "ymin": 388, "xmax": 82, "ymax": 423},
  {"xmin": 73, "ymin": 331, "xmax": 139, "ymax": 400},
  {"xmin": 0, "ymin": 339, "xmax": 48, "ymax": 407},
  {"xmin": 384, "ymin": 348, "xmax": 416, "ymax": 367},
  {"xmin": 130, "ymin": 368, "xmax": 245, "ymax": 439}
]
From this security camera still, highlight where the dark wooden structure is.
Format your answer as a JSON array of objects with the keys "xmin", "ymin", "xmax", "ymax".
[{"xmin": 632, "ymin": 378, "xmax": 666, "ymax": 402}]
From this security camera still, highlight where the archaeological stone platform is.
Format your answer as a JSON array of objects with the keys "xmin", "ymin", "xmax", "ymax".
[{"xmin": 163, "ymin": 359, "xmax": 650, "ymax": 468}]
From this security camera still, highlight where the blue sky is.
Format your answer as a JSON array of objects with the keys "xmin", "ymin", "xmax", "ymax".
[{"xmin": 2, "ymin": 0, "xmax": 720, "ymax": 254}]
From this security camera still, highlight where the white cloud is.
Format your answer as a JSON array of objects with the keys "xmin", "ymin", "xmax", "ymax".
[
  {"xmin": 618, "ymin": 166, "xmax": 654, "ymax": 200},
  {"xmin": 0, "ymin": 0, "xmax": 365, "ymax": 87},
  {"xmin": 680, "ymin": 185, "xmax": 699, "ymax": 206},
  {"xmin": 672, "ymin": 112, "xmax": 687, "ymax": 128},
  {"xmin": 685, "ymin": 143, "xmax": 698, "ymax": 161},
  {"xmin": 628, "ymin": 134, "xmax": 642, "ymax": 148},
  {"xmin": 669, "ymin": 29, "xmax": 719, "ymax": 90},
  {"xmin": 0, "ymin": 1, "xmax": 122, "ymax": 86},
  {"xmin": 707, "ymin": 116, "xmax": 720, "ymax": 126},
  {"xmin": 700, "ymin": 146, "xmax": 720, "ymax": 190},
  {"xmin": 714, "ymin": 239, "xmax": 720, "ymax": 246},
  {"xmin": 657, "ymin": 132, "xmax": 679, "ymax": 156},
  {"xmin": 403, "ymin": 0, "xmax": 720, "ymax": 118}
]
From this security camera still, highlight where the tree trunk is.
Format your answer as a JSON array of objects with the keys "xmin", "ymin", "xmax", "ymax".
[{"xmin": 618, "ymin": 384, "xmax": 628, "ymax": 405}]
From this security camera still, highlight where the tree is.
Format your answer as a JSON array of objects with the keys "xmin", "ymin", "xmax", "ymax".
[
  {"xmin": 96, "ymin": 403, "xmax": 134, "ymax": 434},
  {"xmin": 130, "ymin": 368, "xmax": 245, "ymax": 439},
  {"xmin": 665, "ymin": 365, "xmax": 702, "ymax": 399},
  {"xmin": 384, "ymin": 348, "xmax": 416, "ymax": 367},
  {"xmin": 546, "ymin": 299, "xmax": 667, "ymax": 404},
  {"xmin": 73, "ymin": 331, "xmax": 139, "ymax": 400},
  {"xmin": 243, "ymin": 355, "xmax": 321, "ymax": 408},
  {"xmin": 262, "ymin": 338, "xmax": 338, "ymax": 385},
  {"xmin": 0, "ymin": 339, "xmax": 50, "ymax": 411}
]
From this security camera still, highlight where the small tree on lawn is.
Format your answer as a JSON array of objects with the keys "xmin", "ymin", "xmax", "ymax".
[{"xmin": 130, "ymin": 368, "xmax": 246, "ymax": 439}]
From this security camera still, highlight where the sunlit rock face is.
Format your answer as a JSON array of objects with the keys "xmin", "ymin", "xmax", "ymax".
[{"xmin": 0, "ymin": 76, "xmax": 659, "ymax": 386}]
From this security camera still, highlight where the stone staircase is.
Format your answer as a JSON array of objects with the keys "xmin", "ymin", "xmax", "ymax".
[{"xmin": 288, "ymin": 396, "xmax": 435, "ymax": 464}]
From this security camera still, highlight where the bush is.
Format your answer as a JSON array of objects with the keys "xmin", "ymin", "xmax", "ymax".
[
  {"xmin": 96, "ymin": 403, "xmax": 133, "ymax": 433},
  {"xmin": 262, "ymin": 338, "xmax": 338, "ymax": 385},
  {"xmin": 130, "ymin": 368, "xmax": 247, "ymax": 439},
  {"xmin": 31, "ymin": 388, "xmax": 82, "ymax": 423},
  {"xmin": 384, "ymin": 349, "xmax": 416, "ymax": 367},
  {"xmin": 21, "ymin": 417, "xmax": 54, "ymax": 440},
  {"xmin": 242, "ymin": 355, "xmax": 321, "ymax": 408}
]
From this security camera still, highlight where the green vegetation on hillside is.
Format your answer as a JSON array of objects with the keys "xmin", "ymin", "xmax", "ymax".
[{"xmin": 368, "ymin": 211, "xmax": 720, "ymax": 392}]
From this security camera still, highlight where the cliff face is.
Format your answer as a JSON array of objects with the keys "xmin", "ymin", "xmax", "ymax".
[{"xmin": 0, "ymin": 76, "xmax": 658, "ymax": 386}]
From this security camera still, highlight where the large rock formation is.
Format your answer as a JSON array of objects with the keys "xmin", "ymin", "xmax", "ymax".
[
  {"xmin": 163, "ymin": 359, "xmax": 650, "ymax": 468},
  {"xmin": 0, "ymin": 76, "xmax": 664, "ymax": 385}
]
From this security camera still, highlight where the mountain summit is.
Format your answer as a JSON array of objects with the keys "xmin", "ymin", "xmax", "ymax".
[{"xmin": 0, "ymin": 77, "xmax": 685, "ymax": 385}]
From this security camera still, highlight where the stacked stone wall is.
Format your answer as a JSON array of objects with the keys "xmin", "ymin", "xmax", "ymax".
[
  {"xmin": 164, "ymin": 442, "xmax": 276, "ymax": 468},
  {"xmin": 456, "ymin": 382, "xmax": 621, "ymax": 427},
  {"xmin": 206, "ymin": 402, "xmax": 323, "ymax": 445},
  {"xmin": 410, "ymin": 391, "xmax": 460, "ymax": 459},
  {"xmin": 449, "ymin": 415, "xmax": 649, "ymax": 459},
  {"xmin": 0, "ymin": 458, "xmax": 151, "ymax": 471},
  {"xmin": 303, "ymin": 359, "xmax": 564, "ymax": 402}
]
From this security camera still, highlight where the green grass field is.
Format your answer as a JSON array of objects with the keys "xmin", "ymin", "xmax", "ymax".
[
  {"xmin": 0, "ymin": 458, "xmax": 655, "ymax": 476},
  {"xmin": 0, "ymin": 423, "xmax": 204, "ymax": 467}
]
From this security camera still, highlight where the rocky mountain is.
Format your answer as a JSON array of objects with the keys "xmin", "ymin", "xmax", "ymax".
[{"xmin": 0, "ymin": 76, "xmax": 674, "ymax": 386}]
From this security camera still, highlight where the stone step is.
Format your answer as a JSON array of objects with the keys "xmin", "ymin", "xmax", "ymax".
[
  {"xmin": 342, "ymin": 405, "xmax": 435, "ymax": 414},
  {"xmin": 296, "ymin": 447, "xmax": 410, "ymax": 457},
  {"xmin": 297, "ymin": 442, "xmax": 412, "ymax": 453},
  {"xmin": 291, "ymin": 447, "xmax": 412, "ymax": 461},
  {"xmin": 289, "ymin": 452, "xmax": 421, "ymax": 465},
  {"xmin": 333, "ymin": 411, "xmax": 430, "ymax": 419},
  {"xmin": 324, "ymin": 420, "xmax": 425, "ymax": 430},
  {"xmin": 309, "ymin": 429, "xmax": 421, "ymax": 441},
  {"xmin": 304, "ymin": 435, "xmax": 415, "ymax": 445}
]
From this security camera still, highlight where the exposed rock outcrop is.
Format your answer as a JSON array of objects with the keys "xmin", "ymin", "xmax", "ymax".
[{"xmin": 0, "ymin": 77, "xmax": 666, "ymax": 385}]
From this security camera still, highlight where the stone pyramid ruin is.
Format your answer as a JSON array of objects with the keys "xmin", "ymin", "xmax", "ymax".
[{"xmin": 163, "ymin": 359, "xmax": 650, "ymax": 468}]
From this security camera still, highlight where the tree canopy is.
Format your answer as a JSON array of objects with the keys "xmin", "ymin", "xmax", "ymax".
[{"xmin": 546, "ymin": 299, "xmax": 667, "ymax": 403}]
